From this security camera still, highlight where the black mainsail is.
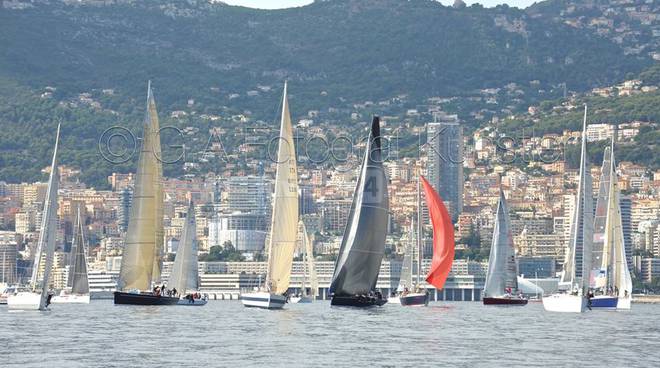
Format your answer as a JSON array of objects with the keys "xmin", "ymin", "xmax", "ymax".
[{"xmin": 330, "ymin": 117, "xmax": 389, "ymax": 305}]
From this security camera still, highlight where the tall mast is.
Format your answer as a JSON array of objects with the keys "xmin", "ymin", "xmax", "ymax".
[
  {"xmin": 416, "ymin": 176, "xmax": 422, "ymax": 287},
  {"xmin": 264, "ymin": 81, "xmax": 299, "ymax": 294}
]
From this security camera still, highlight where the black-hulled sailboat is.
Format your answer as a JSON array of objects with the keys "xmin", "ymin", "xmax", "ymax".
[
  {"xmin": 483, "ymin": 188, "xmax": 527, "ymax": 305},
  {"xmin": 329, "ymin": 116, "xmax": 389, "ymax": 307},
  {"xmin": 114, "ymin": 82, "xmax": 178, "ymax": 306}
]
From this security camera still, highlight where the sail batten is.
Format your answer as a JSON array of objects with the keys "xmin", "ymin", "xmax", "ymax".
[
  {"xmin": 330, "ymin": 117, "xmax": 389, "ymax": 296},
  {"xmin": 118, "ymin": 82, "xmax": 164, "ymax": 291},
  {"xmin": 265, "ymin": 82, "xmax": 299, "ymax": 294}
]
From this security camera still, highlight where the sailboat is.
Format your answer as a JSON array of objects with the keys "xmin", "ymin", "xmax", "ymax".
[
  {"xmin": 389, "ymin": 217, "xmax": 415, "ymax": 304},
  {"xmin": 242, "ymin": 82, "xmax": 298, "ymax": 309},
  {"xmin": 599, "ymin": 141, "xmax": 632, "ymax": 310},
  {"xmin": 52, "ymin": 207, "xmax": 90, "ymax": 304},
  {"xmin": 419, "ymin": 176, "xmax": 455, "ymax": 301},
  {"xmin": 399, "ymin": 178, "xmax": 430, "ymax": 306},
  {"xmin": 543, "ymin": 105, "xmax": 593, "ymax": 313},
  {"xmin": 7, "ymin": 124, "xmax": 61, "ymax": 310},
  {"xmin": 589, "ymin": 145, "xmax": 618, "ymax": 309},
  {"xmin": 290, "ymin": 221, "xmax": 317, "ymax": 303},
  {"xmin": 169, "ymin": 200, "xmax": 207, "ymax": 306},
  {"xmin": 114, "ymin": 82, "xmax": 178, "ymax": 306},
  {"xmin": 329, "ymin": 116, "xmax": 389, "ymax": 307},
  {"xmin": 483, "ymin": 188, "xmax": 527, "ymax": 305}
]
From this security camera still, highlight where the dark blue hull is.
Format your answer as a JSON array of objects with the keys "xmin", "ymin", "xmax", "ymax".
[
  {"xmin": 589, "ymin": 296, "xmax": 618, "ymax": 309},
  {"xmin": 399, "ymin": 293, "xmax": 429, "ymax": 306}
]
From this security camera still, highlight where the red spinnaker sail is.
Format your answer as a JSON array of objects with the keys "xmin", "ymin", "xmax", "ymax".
[{"xmin": 421, "ymin": 176, "xmax": 455, "ymax": 290}]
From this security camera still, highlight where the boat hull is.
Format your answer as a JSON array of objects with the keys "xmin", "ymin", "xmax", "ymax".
[
  {"xmin": 589, "ymin": 295, "xmax": 618, "ymax": 309},
  {"xmin": 51, "ymin": 294, "xmax": 90, "ymax": 304},
  {"xmin": 399, "ymin": 292, "xmax": 430, "ymax": 306},
  {"xmin": 241, "ymin": 292, "xmax": 287, "ymax": 309},
  {"xmin": 7, "ymin": 292, "xmax": 49, "ymax": 310},
  {"xmin": 542, "ymin": 293, "xmax": 587, "ymax": 313},
  {"xmin": 289, "ymin": 296, "xmax": 313, "ymax": 304},
  {"xmin": 483, "ymin": 297, "xmax": 528, "ymax": 306},
  {"xmin": 617, "ymin": 296, "xmax": 632, "ymax": 310},
  {"xmin": 177, "ymin": 298, "xmax": 208, "ymax": 306},
  {"xmin": 113, "ymin": 291, "xmax": 179, "ymax": 305},
  {"xmin": 331, "ymin": 294, "xmax": 387, "ymax": 308}
]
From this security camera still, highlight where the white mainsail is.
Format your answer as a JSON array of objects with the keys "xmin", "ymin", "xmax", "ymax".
[
  {"xmin": 397, "ymin": 218, "xmax": 414, "ymax": 292},
  {"xmin": 31, "ymin": 123, "xmax": 61, "ymax": 310},
  {"xmin": 300, "ymin": 221, "xmax": 317, "ymax": 298},
  {"xmin": 602, "ymin": 141, "xmax": 633, "ymax": 307},
  {"xmin": 265, "ymin": 82, "xmax": 299, "ymax": 295},
  {"xmin": 118, "ymin": 82, "xmax": 164, "ymax": 291},
  {"xmin": 168, "ymin": 200, "xmax": 199, "ymax": 294},
  {"xmin": 560, "ymin": 105, "xmax": 594, "ymax": 295},
  {"xmin": 484, "ymin": 188, "xmax": 519, "ymax": 298}
]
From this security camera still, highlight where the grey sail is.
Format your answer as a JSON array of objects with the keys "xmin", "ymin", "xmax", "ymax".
[
  {"xmin": 168, "ymin": 200, "xmax": 199, "ymax": 293},
  {"xmin": 592, "ymin": 146, "xmax": 612, "ymax": 287},
  {"xmin": 330, "ymin": 117, "xmax": 389, "ymax": 296},
  {"xmin": 69, "ymin": 208, "xmax": 89, "ymax": 295},
  {"xmin": 484, "ymin": 189, "xmax": 518, "ymax": 297}
]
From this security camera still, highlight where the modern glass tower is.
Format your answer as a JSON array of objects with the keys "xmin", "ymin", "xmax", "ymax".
[{"xmin": 426, "ymin": 120, "xmax": 463, "ymax": 221}]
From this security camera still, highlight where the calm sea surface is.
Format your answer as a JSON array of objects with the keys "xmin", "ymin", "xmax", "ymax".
[{"xmin": 1, "ymin": 300, "xmax": 659, "ymax": 367}]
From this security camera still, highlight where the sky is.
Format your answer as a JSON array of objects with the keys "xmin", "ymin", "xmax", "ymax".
[{"xmin": 221, "ymin": 0, "xmax": 540, "ymax": 10}]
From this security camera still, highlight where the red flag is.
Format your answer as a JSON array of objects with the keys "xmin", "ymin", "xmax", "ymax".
[{"xmin": 420, "ymin": 176, "xmax": 455, "ymax": 290}]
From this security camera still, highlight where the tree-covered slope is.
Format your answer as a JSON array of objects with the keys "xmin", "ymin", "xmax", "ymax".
[{"xmin": 0, "ymin": 0, "xmax": 649, "ymax": 109}]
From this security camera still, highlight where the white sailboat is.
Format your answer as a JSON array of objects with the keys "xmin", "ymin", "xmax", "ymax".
[
  {"xmin": 543, "ymin": 105, "xmax": 593, "ymax": 313},
  {"xmin": 168, "ymin": 200, "xmax": 207, "ymax": 306},
  {"xmin": 290, "ymin": 221, "xmax": 317, "ymax": 304},
  {"xmin": 52, "ymin": 207, "xmax": 90, "ymax": 304},
  {"xmin": 399, "ymin": 177, "xmax": 430, "ymax": 306},
  {"xmin": 388, "ymin": 218, "xmax": 414, "ymax": 304},
  {"xmin": 242, "ymin": 82, "xmax": 299, "ymax": 309},
  {"xmin": 601, "ymin": 141, "xmax": 633, "ymax": 310},
  {"xmin": 8, "ymin": 124, "xmax": 61, "ymax": 311}
]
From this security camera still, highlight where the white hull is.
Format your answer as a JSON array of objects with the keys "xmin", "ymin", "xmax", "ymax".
[
  {"xmin": 617, "ymin": 296, "xmax": 632, "ymax": 310},
  {"xmin": 7, "ymin": 292, "xmax": 46, "ymax": 311},
  {"xmin": 542, "ymin": 293, "xmax": 587, "ymax": 313},
  {"xmin": 241, "ymin": 292, "xmax": 287, "ymax": 309},
  {"xmin": 289, "ymin": 296, "xmax": 313, "ymax": 304},
  {"xmin": 387, "ymin": 296, "xmax": 400, "ymax": 304},
  {"xmin": 51, "ymin": 294, "xmax": 90, "ymax": 304}
]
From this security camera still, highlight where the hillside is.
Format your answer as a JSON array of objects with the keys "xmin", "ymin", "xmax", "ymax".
[
  {"xmin": 0, "ymin": 0, "xmax": 656, "ymax": 187},
  {"xmin": 0, "ymin": 0, "xmax": 650, "ymax": 110}
]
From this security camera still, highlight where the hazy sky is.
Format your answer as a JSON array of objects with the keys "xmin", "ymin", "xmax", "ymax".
[{"xmin": 221, "ymin": 1, "xmax": 540, "ymax": 10}]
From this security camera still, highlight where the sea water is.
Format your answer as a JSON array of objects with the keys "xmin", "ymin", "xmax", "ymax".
[{"xmin": 1, "ymin": 300, "xmax": 658, "ymax": 367}]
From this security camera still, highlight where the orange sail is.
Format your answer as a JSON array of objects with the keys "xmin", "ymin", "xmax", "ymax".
[{"xmin": 420, "ymin": 176, "xmax": 455, "ymax": 290}]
